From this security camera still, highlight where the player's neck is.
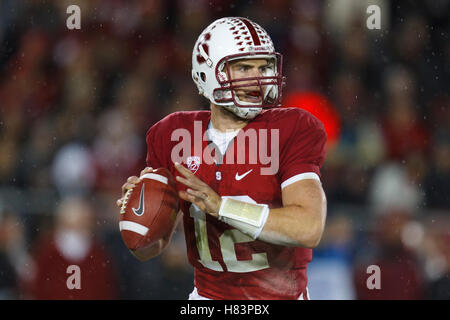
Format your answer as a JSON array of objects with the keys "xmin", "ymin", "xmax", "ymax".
[{"xmin": 210, "ymin": 104, "xmax": 249, "ymax": 132}]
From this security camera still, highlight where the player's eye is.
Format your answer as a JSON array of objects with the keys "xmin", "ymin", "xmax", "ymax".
[
  {"xmin": 260, "ymin": 65, "xmax": 273, "ymax": 74},
  {"xmin": 239, "ymin": 65, "xmax": 251, "ymax": 72}
]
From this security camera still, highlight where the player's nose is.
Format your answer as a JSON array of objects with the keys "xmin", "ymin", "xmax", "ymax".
[{"xmin": 249, "ymin": 66, "xmax": 264, "ymax": 77}]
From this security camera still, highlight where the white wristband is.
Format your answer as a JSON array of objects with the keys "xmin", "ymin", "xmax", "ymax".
[{"xmin": 218, "ymin": 197, "xmax": 270, "ymax": 239}]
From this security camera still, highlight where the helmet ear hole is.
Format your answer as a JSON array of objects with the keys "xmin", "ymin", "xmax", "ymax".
[{"xmin": 200, "ymin": 72, "xmax": 206, "ymax": 82}]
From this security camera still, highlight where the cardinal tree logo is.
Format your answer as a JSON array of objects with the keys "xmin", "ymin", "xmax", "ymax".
[
  {"xmin": 186, "ymin": 156, "xmax": 201, "ymax": 173},
  {"xmin": 170, "ymin": 121, "xmax": 279, "ymax": 175}
]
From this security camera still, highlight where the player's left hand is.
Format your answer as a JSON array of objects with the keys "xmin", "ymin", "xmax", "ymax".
[{"xmin": 174, "ymin": 162, "xmax": 221, "ymax": 217}]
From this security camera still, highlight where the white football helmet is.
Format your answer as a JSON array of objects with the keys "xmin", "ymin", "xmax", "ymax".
[{"xmin": 192, "ymin": 17, "xmax": 285, "ymax": 119}]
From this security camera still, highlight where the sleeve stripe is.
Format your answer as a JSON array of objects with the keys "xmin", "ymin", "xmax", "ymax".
[{"xmin": 281, "ymin": 172, "xmax": 320, "ymax": 189}]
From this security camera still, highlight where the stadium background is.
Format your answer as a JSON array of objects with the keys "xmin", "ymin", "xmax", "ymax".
[{"xmin": 0, "ymin": 0, "xmax": 449, "ymax": 299}]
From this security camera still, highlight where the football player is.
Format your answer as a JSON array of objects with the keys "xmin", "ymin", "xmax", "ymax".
[{"xmin": 117, "ymin": 17, "xmax": 327, "ymax": 300}]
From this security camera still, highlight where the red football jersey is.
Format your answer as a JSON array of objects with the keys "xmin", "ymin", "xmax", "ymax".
[{"xmin": 146, "ymin": 107, "xmax": 327, "ymax": 299}]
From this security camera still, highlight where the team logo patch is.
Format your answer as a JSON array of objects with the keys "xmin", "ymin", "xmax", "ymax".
[{"xmin": 186, "ymin": 156, "xmax": 201, "ymax": 173}]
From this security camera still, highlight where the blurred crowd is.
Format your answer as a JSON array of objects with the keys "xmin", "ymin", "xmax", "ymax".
[{"xmin": 0, "ymin": 0, "xmax": 449, "ymax": 299}]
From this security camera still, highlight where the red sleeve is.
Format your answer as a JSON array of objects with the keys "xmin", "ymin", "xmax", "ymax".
[
  {"xmin": 278, "ymin": 109, "xmax": 327, "ymax": 184},
  {"xmin": 145, "ymin": 113, "xmax": 179, "ymax": 169},
  {"xmin": 146, "ymin": 125, "xmax": 164, "ymax": 168}
]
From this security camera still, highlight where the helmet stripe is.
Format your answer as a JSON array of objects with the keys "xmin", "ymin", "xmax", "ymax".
[{"xmin": 239, "ymin": 18, "xmax": 261, "ymax": 46}]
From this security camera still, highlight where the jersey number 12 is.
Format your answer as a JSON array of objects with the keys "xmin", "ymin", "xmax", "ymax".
[{"xmin": 189, "ymin": 196, "xmax": 270, "ymax": 273}]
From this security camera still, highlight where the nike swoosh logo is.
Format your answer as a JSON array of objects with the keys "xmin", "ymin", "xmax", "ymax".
[
  {"xmin": 132, "ymin": 184, "xmax": 145, "ymax": 216},
  {"xmin": 235, "ymin": 169, "xmax": 253, "ymax": 181}
]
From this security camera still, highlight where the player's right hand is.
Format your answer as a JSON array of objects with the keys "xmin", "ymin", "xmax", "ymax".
[{"xmin": 116, "ymin": 167, "xmax": 154, "ymax": 208}]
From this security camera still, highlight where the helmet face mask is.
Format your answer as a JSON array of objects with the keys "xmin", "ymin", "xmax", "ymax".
[
  {"xmin": 192, "ymin": 17, "xmax": 286, "ymax": 119},
  {"xmin": 213, "ymin": 52, "xmax": 284, "ymax": 109}
]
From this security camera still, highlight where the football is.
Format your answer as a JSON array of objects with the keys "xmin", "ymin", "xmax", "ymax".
[{"xmin": 119, "ymin": 168, "xmax": 179, "ymax": 250}]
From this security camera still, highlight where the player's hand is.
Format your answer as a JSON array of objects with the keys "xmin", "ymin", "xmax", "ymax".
[
  {"xmin": 116, "ymin": 167, "xmax": 155, "ymax": 208},
  {"xmin": 174, "ymin": 162, "xmax": 221, "ymax": 217}
]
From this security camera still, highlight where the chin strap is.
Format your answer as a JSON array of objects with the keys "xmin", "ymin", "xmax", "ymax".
[
  {"xmin": 199, "ymin": 44, "xmax": 213, "ymax": 68},
  {"xmin": 222, "ymin": 102, "xmax": 262, "ymax": 119}
]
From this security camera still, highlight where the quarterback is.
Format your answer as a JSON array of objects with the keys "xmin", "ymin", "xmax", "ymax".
[{"xmin": 117, "ymin": 17, "xmax": 327, "ymax": 300}]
